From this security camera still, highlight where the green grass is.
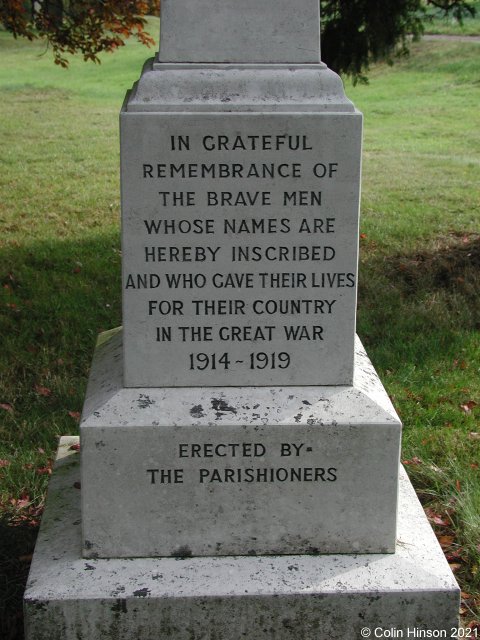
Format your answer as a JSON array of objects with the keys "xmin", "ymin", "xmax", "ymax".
[
  {"xmin": 423, "ymin": 0, "xmax": 480, "ymax": 35},
  {"xmin": 346, "ymin": 42, "xmax": 480, "ymax": 616},
  {"xmin": 0, "ymin": 21, "xmax": 479, "ymax": 634}
]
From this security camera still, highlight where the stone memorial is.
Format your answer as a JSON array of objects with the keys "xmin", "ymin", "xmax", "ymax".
[{"xmin": 24, "ymin": 1, "xmax": 460, "ymax": 638}]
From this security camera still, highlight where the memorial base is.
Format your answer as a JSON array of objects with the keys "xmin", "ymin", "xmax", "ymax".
[
  {"xmin": 80, "ymin": 329, "xmax": 401, "ymax": 557},
  {"xmin": 24, "ymin": 437, "xmax": 459, "ymax": 640}
]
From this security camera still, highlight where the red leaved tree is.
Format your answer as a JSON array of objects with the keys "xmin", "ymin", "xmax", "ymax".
[{"xmin": 0, "ymin": 1, "xmax": 155, "ymax": 67}]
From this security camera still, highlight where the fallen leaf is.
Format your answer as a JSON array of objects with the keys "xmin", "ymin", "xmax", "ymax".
[
  {"xmin": 425, "ymin": 508, "xmax": 449, "ymax": 527},
  {"xmin": 35, "ymin": 385, "xmax": 52, "ymax": 397},
  {"xmin": 37, "ymin": 447, "xmax": 45, "ymax": 454},
  {"xmin": 468, "ymin": 432, "xmax": 480, "ymax": 441},
  {"xmin": 403, "ymin": 456, "xmax": 422, "ymax": 466},
  {"xmin": 448, "ymin": 562, "xmax": 462, "ymax": 573},
  {"xmin": 68, "ymin": 410, "xmax": 81, "ymax": 421},
  {"xmin": 446, "ymin": 550, "xmax": 464, "ymax": 562},
  {"xmin": 0, "ymin": 402, "xmax": 13, "ymax": 412},
  {"xmin": 36, "ymin": 466, "xmax": 52, "ymax": 475},
  {"xmin": 69, "ymin": 443, "xmax": 80, "ymax": 451},
  {"xmin": 360, "ymin": 233, "xmax": 367, "ymax": 239},
  {"xmin": 460, "ymin": 400, "xmax": 477, "ymax": 414},
  {"xmin": 19, "ymin": 554, "xmax": 33, "ymax": 563},
  {"xmin": 438, "ymin": 535, "xmax": 454, "ymax": 548},
  {"xmin": 0, "ymin": 459, "xmax": 11, "ymax": 468},
  {"xmin": 455, "ymin": 479, "xmax": 461, "ymax": 491},
  {"xmin": 461, "ymin": 591, "xmax": 471, "ymax": 600}
]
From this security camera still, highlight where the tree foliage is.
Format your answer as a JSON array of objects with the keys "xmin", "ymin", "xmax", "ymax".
[
  {"xmin": 321, "ymin": 0, "xmax": 476, "ymax": 81},
  {"xmin": 0, "ymin": 1, "xmax": 155, "ymax": 67},
  {"xmin": 0, "ymin": 0, "xmax": 475, "ymax": 77}
]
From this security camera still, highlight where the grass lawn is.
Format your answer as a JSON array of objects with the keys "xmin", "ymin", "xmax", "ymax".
[
  {"xmin": 423, "ymin": 0, "xmax": 480, "ymax": 35},
  {"xmin": 0, "ymin": 19, "xmax": 479, "ymax": 637}
]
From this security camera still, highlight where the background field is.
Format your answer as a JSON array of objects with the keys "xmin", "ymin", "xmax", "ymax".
[
  {"xmin": 0, "ymin": 19, "xmax": 479, "ymax": 638},
  {"xmin": 423, "ymin": 0, "xmax": 480, "ymax": 34}
]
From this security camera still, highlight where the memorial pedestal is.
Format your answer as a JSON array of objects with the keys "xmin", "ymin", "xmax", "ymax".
[
  {"xmin": 24, "ymin": 437, "xmax": 459, "ymax": 640},
  {"xmin": 24, "ymin": 0, "xmax": 460, "ymax": 635},
  {"xmin": 81, "ymin": 329, "xmax": 401, "ymax": 558}
]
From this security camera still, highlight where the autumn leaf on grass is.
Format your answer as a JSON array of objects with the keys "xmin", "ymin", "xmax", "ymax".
[
  {"xmin": 0, "ymin": 402, "xmax": 13, "ymax": 412},
  {"xmin": 446, "ymin": 549, "xmax": 464, "ymax": 563},
  {"xmin": 36, "ymin": 466, "xmax": 52, "ymax": 476},
  {"xmin": 19, "ymin": 554, "xmax": 33, "ymax": 563},
  {"xmin": 425, "ymin": 507, "xmax": 450, "ymax": 527},
  {"xmin": 68, "ymin": 410, "xmax": 81, "ymax": 421},
  {"xmin": 468, "ymin": 432, "xmax": 480, "ymax": 441},
  {"xmin": 403, "ymin": 456, "xmax": 422, "ymax": 465},
  {"xmin": 12, "ymin": 496, "xmax": 31, "ymax": 510},
  {"xmin": 35, "ymin": 385, "xmax": 52, "ymax": 397},
  {"xmin": 438, "ymin": 535, "xmax": 455, "ymax": 549},
  {"xmin": 460, "ymin": 400, "xmax": 477, "ymax": 414},
  {"xmin": 0, "ymin": 459, "xmax": 11, "ymax": 468},
  {"xmin": 70, "ymin": 443, "xmax": 80, "ymax": 451},
  {"xmin": 36, "ymin": 459, "xmax": 53, "ymax": 475}
]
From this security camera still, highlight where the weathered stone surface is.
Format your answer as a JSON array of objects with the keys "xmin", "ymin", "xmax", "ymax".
[
  {"xmin": 158, "ymin": 0, "xmax": 321, "ymax": 64},
  {"xmin": 120, "ymin": 107, "xmax": 362, "ymax": 387},
  {"xmin": 125, "ymin": 62, "xmax": 355, "ymax": 113},
  {"xmin": 80, "ymin": 328, "xmax": 400, "ymax": 558},
  {"xmin": 24, "ymin": 437, "xmax": 459, "ymax": 640}
]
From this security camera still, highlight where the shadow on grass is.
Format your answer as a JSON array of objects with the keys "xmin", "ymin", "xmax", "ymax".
[
  {"xmin": 0, "ymin": 519, "xmax": 38, "ymax": 640},
  {"xmin": 358, "ymin": 233, "xmax": 480, "ymax": 372},
  {"xmin": 0, "ymin": 231, "xmax": 122, "ymax": 371},
  {"xmin": 0, "ymin": 233, "xmax": 122, "ymax": 639}
]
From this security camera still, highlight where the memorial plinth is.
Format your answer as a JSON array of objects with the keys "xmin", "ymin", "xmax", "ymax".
[
  {"xmin": 24, "ymin": 0, "xmax": 459, "ymax": 637},
  {"xmin": 81, "ymin": 329, "xmax": 400, "ymax": 558},
  {"xmin": 24, "ymin": 438, "xmax": 459, "ymax": 640}
]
